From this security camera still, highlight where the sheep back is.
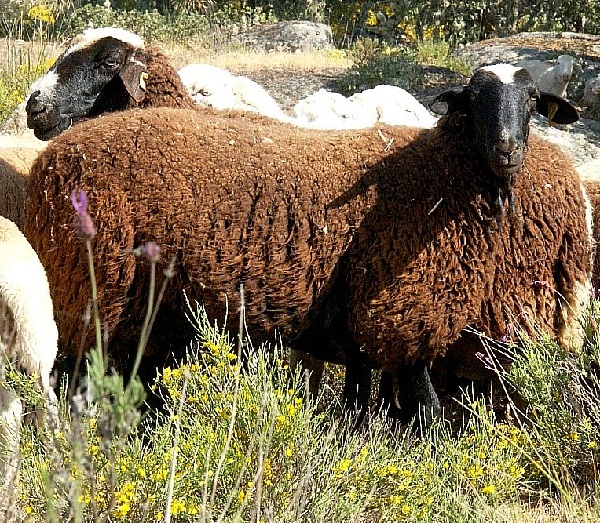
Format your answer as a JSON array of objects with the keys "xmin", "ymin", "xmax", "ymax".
[
  {"xmin": 344, "ymin": 133, "xmax": 592, "ymax": 370},
  {"xmin": 25, "ymin": 106, "xmax": 421, "ymax": 363},
  {"xmin": 0, "ymin": 137, "xmax": 46, "ymax": 228}
]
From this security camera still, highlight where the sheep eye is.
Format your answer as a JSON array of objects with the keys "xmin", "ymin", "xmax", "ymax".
[{"xmin": 103, "ymin": 58, "xmax": 119, "ymax": 68}]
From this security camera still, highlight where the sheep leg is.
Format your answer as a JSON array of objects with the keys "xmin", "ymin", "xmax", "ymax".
[
  {"xmin": 288, "ymin": 348, "xmax": 325, "ymax": 402},
  {"xmin": 38, "ymin": 372, "xmax": 59, "ymax": 433},
  {"xmin": 377, "ymin": 370, "xmax": 402, "ymax": 419},
  {"xmin": 395, "ymin": 361, "xmax": 441, "ymax": 428},
  {"xmin": 342, "ymin": 349, "xmax": 371, "ymax": 427}
]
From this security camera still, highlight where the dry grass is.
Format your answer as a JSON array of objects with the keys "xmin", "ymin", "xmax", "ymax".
[
  {"xmin": 160, "ymin": 42, "xmax": 352, "ymax": 73},
  {"xmin": 0, "ymin": 37, "xmax": 352, "ymax": 77},
  {"xmin": 0, "ymin": 37, "xmax": 60, "ymax": 71},
  {"xmin": 489, "ymin": 498, "xmax": 600, "ymax": 523}
]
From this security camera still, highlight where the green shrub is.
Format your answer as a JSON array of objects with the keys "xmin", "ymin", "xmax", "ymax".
[
  {"xmin": 0, "ymin": 54, "xmax": 55, "ymax": 123},
  {"xmin": 15, "ymin": 305, "xmax": 542, "ymax": 522},
  {"xmin": 61, "ymin": 3, "xmax": 210, "ymax": 42},
  {"xmin": 487, "ymin": 319, "xmax": 600, "ymax": 489},
  {"xmin": 334, "ymin": 38, "xmax": 421, "ymax": 94},
  {"xmin": 333, "ymin": 36, "xmax": 471, "ymax": 95},
  {"xmin": 328, "ymin": 0, "xmax": 600, "ymax": 48}
]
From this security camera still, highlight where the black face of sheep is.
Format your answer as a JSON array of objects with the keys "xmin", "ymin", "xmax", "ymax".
[
  {"xmin": 431, "ymin": 64, "xmax": 578, "ymax": 212},
  {"xmin": 26, "ymin": 28, "xmax": 149, "ymax": 140}
]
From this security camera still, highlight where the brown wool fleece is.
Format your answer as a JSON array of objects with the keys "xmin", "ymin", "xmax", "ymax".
[
  {"xmin": 345, "ymin": 132, "xmax": 592, "ymax": 369},
  {"xmin": 130, "ymin": 47, "xmax": 196, "ymax": 111},
  {"xmin": 24, "ymin": 106, "xmax": 592, "ymax": 373}
]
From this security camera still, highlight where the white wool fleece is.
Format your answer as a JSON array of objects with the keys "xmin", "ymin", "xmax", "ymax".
[{"xmin": 0, "ymin": 216, "xmax": 57, "ymax": 388}]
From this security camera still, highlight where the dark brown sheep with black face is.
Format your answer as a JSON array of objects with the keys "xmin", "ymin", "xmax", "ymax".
[
  {"xmin": 26, "ymin": 27, "xmax": 195, "ymax": 140},
  {"xmin": 25, "ymin": 65, "xmax": 592, "ymax": 426}
]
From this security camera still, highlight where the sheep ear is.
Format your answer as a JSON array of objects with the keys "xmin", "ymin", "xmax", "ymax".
[
  {"xmin": 429, "ymin": 88, "xmax": 469, "ymax": 115},
  {"xmin": 536, "ymin": 92, "xmax": 579, "ymax": 125},
  {"xmin": 119, "ymin": 53, "xmax": 148, "ymax": 103}
]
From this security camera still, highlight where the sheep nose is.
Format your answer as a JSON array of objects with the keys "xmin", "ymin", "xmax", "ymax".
[
  {"xmin": 26, "ymin": 90, "xmax": 48, "ymax": 118},
  {"xmin": 494, "ymin": 137, "xmax": 521, "ymax": 153},
  {"xmin": 493, "ymin": 136, "xmax": 523, "ymax": 166}
]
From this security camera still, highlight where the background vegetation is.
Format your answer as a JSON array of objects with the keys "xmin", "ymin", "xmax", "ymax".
[
  {"xmin": 1, "ymin": 1, "xmax": 600, "ymax": 521},
  {"xmin": 2, "ymin": 0, "xmax": 600, "ymax": 120}
]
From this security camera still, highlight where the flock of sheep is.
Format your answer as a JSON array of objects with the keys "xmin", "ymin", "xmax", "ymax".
[{"xmin": 1, "ymin": 26, "xmax": 600, "ymax": 482}]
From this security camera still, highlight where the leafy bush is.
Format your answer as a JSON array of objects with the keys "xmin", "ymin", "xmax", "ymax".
[
  {"xmin": 334, "ymin": 38, "xmax": 421, "ymax": 94},
  {"xmin": 5, "ymin": 230, "xmax": 600, "ymax": 522},
  {"xmin": 0, "ymin": 54, "xmax": 55, "ymax": 123},
  {"xmin": 333, "ymin": 36, "xmax": 471, "ymax": 95},
  {"xmin": 480, "ymin": 320, "xmax": 600, "ymax": 489},
  {"xmin": 328, "ymin": 0, "xmax": 600, "ymax": 48},
  {"xmin": 60, "ymin": 3, "xmax": 210, "ymax": 42}
]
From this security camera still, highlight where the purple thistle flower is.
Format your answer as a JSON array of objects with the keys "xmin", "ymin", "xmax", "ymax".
[
  {"xmin": 70, "ymin": 189, "xmax": 96, "ymax": 239},
  {"xmin": 140, "ymin": 241, "xmax": 161, "ymax": 263}
]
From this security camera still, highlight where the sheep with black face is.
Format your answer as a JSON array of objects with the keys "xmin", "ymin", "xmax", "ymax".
[
  {"xmin": 26, "ymin": 27, "xmax": 195, "ymax": 140},
  {"xmin": 24, "ymin": 62, "xmax": 591, "ymax": 427}
]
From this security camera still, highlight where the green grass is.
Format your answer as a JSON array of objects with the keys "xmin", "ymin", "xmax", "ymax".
[{"xmin": 5, "ymin": 298, "xmax": 599, "ymax": 522}]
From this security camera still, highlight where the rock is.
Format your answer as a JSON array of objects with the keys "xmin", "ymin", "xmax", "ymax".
[{"xmin": 236, "ymin": 20, "xmax": 333, "ymax": 53}]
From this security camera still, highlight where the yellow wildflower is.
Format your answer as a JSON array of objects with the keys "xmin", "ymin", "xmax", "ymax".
[
  {"xmin": 482, "ymin": 484, "xmax": 497, "ymax": 495},
  {"xmin": 170, "ymin": 499, "xmax": 185, "ymax": 515},
  {"xmin": 28, "ymin": 4, "xmax": 55, "ymax": 24}
]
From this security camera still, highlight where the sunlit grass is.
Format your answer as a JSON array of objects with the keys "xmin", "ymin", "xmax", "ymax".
[{"xmin": 162, "ymin": 43, "xmax": 352, "ymax": 72}]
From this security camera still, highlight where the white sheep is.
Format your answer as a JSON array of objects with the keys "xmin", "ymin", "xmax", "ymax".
[
  {"xmin": 0, "ymin": 134, "xmax": 47, "ymax": 230},
  {"xmin": 348, "ymin": 85, "xmax": 438, "ymax": 128},
  {"xmin": 179, "ymin": 66, "xmax": 438, "ymax": 130},
  {"xmin": 517, "ymin": 54, "xmax": 575, "ymax": 98},
  {"xmin": 177, "ymin": 63, "xmax": 289, "ymax": 122},
  {"xmin": 582, "ymin": 76, "xmax": 600, "ymax": 111},
  {"xmin": 291, "ymin": 85, "xmax": 437, "ymax": 130},
  {"xmin": 291, "ymin": 88, "xmax": 375, "ymax": 129},
  {"xmin": 0, "ymin": 216, "xmax": 58, "ymax": 484}
]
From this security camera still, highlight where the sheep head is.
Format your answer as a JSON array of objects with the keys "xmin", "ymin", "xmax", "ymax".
[
  {"xmin": 430, "ymin": 64, "xmax": 578, "ymax": 214},
  {"xmin": 26, "ymin": 27, "xmax": 149, "ymax": 140}
]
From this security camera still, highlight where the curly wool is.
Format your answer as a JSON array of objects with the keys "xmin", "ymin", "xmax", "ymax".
[
  {"xmin": 342, "ymin": 130, "xmax": 592, "ymax": 369},
  {"xmin": 25, "ymin": 106, "xmax": 408, "ymax": 366},
  {"xmin": 129, "ymin": 47, "xmax": 196, "ymax": 111},
  {"xmin": 24, "ymin": 105, "xmax": 592, "ymax": 375}
]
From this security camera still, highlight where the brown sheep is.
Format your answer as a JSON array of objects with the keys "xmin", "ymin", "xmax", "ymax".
[
  {"xmin": 24, "ymin": 65, "xmax": 592, "ymax": 425},
  {"xmin": 26, "ymin": 27, "xmax": 195, "ymax": 141},
  {"xmin": 25, "ymin": 106, "xmax": 403, "ymax": 375}
]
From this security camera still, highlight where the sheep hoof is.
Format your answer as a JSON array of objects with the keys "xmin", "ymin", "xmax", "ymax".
[{"xmin": 390, "ymin": 361, "xmax": 442, "ymax": 431}]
